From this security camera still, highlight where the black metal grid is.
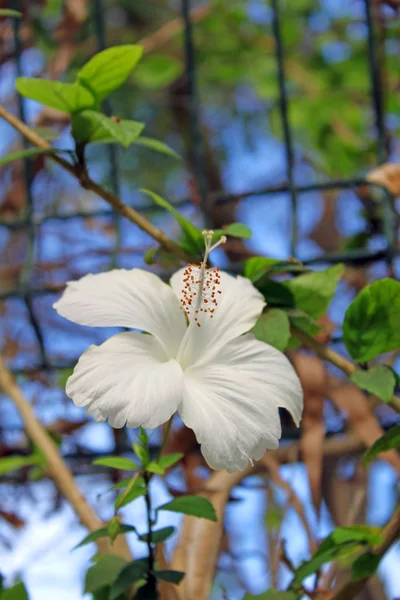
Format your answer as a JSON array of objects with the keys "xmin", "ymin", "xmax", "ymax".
[{"xmin": 0, "ymin": 0, "xmax": 397, "ymax": 375}]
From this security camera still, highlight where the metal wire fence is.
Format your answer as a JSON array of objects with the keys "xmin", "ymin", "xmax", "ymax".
[{"xmin": 0, "ymin": 0, "xmax": 397, "ymax": 376}]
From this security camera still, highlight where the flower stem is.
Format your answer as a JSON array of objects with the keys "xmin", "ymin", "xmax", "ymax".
[{"xmin": 143, "ymin": 470, "xmax": 157, "ymax": 595}]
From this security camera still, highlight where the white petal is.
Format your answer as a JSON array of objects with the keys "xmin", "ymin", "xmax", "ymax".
[
  {"xmin": 171, "ymin": 268, "xmax": 265, "ymax": 367},
  {"xmin": 66, "ymin": 332, "xmax": 183, "ymax": 429},
  {"xmin": 54, "ymin": 269, "xmax": 187, "ymax": 357},
  {"xmin": 178, "ymin": 334, "xmax": 303, "ymax": 471}
]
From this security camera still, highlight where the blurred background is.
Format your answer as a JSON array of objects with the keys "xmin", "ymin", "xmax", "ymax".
[{"xmin": 0, "ymin": 0, "xmax": 399, "ymax": 598}]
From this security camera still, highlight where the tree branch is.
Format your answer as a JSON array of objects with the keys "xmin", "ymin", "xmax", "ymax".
[
  {"xmin": 292, "ymin": 325, "xmax": 400, "ymax": 413},
  {"xmin": 0, "ymin": 356, "xmax": 132, "ymax": 560},
  {"xmin": 0, "ymin": 104, "xmax": 189, "ymax": 261}
]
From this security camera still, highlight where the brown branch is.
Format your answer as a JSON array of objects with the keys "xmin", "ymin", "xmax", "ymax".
[
  {"xmin": 326, "ymin": 505, "xmax": 400, "ymax": 600},
  {"xmin": 292, "ymin": 326, "xmax": 400, "ymax": 413},
  {"xmin": 138, "ymin": 3, "xmax": 211, "ymax": 53},
  {"xmin": 170, "ymin": 433, "xmax": 363, "ymax": 600},
  {"xmin": 0, "ymin": 356, "xmax": 132, "ymax": 560},
  {"xmin": 0, "ymin": 104, "xmax": 189, "ymax": 261}
]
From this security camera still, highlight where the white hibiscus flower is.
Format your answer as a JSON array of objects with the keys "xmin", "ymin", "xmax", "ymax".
[{"xmin": 54, "ymin": 231, "xmax": 303, "ymax": 472}]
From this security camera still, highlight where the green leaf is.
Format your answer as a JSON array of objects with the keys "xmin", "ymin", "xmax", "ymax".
[
  {"xmin": 0, "ymin": 454, "xmax": 41, "ymax": 476},
  {"xmin": 244, "ymin": 590, "xmax": 299, "ymax": 599},
  {"xmin": 350, "ymin": 366, "xmax": 396, "ymax": 403},
  {"xmin": 93, "ymin": 457, "xmax": 137, "ymax": 470},
  {"xmin": 134, "ymin": 137, "xmax": 180, "ymax": 159},
  {"xmin": 74, "ymin": 525, "xmax": 137, "ymax": 549},
  {"xmin": 146, "ymin": 462, "xmax": 165, "ymax": 475},
  {"xmin": 158, "ymin": 495, "xmax": 217, "ymax": 522},
  {"xmin": 133, "ymin": 54, "xmax": 183, "ymax": 89},
  {"xmin": 132, "ymin": 443, "xmax": 149, "ymax": 467},
  {"xmin": 139, "ymin": 526, "xmax": 176, "ymax": 543},
  {"xmin": 331, "ymin": 526, "xmax": 383, "ymax": 547},
  {"xmin": 1, "ymin": 582, "xmax": 29, "ymax": 600},
  {"xmin": 258, "ymin": 280, "xmax": 295, "ymax": 308},
  {"xmin": 0, "ymin": 147, "xmax": 59, "ymax": 167},
  {"xmin": 0, "ymin": 9, "xmax": 22, "ymax": 17},
  {"xmin": 77, "ymin": 45, "xmax": 143, "ymax": 102},
  {"xmin": 251, "ymin": 309, "xmax": 291, "ymax": 351},
  {"xmin": 154, "ymin": 570, "xmax": 185, "ymax": 584},
  {"xmin": 108, "ymin": 517, "xmax": 121, "ymax": 544},
  {"xmin": 71, "ymin": 110, "xmax": 144, "ymax": 147},
  {"xmin": 292, "ymin": 536, "xmax": 360, "ymax": 586},
  {"xmin": 16, "ymin": 78, "xmax": 94, "ymax": 113},
  {"xmin": 141, "ymin": 189, "xmax": 203, "ymax": 254},
  {"xmin": 363, "ymin": 424, "xmax": 400, "ymax": 466},
  {"xmin": 343, "ymin": 279, "xmax": 400, "ymax": 362},
  {"xmin": 84, "ymin": 555, "xmax": 128, "ymax": 593},
  {"xmin": 138, "ymin": 427, "xmax": 149, "ymax": 446},
  {"xmin": 109, "ymin": 559, "xmax": 148, "ymax": 600},
  {"xmin": 115, "ymin": 476, "xmax": 146, "ymax": 510},
  {"xmin": 158, "ymin": 453, "xmax": 183, "ymax": 469},
  {"xmin": 351, "ymin": 552, "xmax": 381, "ymax": 581},
  {"xmin": 244, "ymin": 257, "xmax": 304, "ymax": 283},
  {"xmin": 224, "ymin": 223, "xmax": 252, "ymax": 239},
  {"xmin": 284, "ymin": 264, "xmax": 344, "ymax": 319}
]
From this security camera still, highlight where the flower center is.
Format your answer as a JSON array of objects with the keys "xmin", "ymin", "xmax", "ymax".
[{"xmin": 180, "ymin": 230, "xmax": 226, "ymax": 326}]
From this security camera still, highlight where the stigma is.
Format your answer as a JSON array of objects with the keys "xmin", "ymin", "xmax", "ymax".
[{"xmin": 180, "ymin": 230, "xmax": 226, "ymax": 326}]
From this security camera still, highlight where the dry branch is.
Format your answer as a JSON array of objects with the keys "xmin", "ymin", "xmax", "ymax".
[
  {"xmin": 0, "ymin": 104, "xmax": 188, "ymax": 260},
  {"xmin": 0, "ymin": 356, "xmax": 132, "ymax": 560},
  {"xmin": 292, "ymin": 326, "xmax": 400, "ymax": 413}
]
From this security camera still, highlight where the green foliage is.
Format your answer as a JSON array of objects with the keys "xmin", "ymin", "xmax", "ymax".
[
  {"xmin": 331, "ymin": 526, "xmax": 382, "ymax": 546},
  {"xmin": 363, "ymin": 425, "xmax": 400, "ymax": 466},
  {"xmin": 109, "ymin": 560, "xmax": 148, "ymax": 600},
  {"xmin": 132, "ymin": 443, "xmax": 149, "ymax": 467},
  {"xmin": 158, "ymin": 453, "xmax": 183, "ymax": 469},
  {"xmin": 16, "ymin": 78, "xmax": 94, "ymax": 113},
  {"xmin": 0, "ymin": 583, "xmax": 29, "ymax": 600},
  {"xmin": 71, "ymin": 111, "xmax": 144, "ymax": 147},
  {"xmin": 350, "ymin": 366, "xmax": 396, "ymax": 403},
  {"xmin": 158, "ymin": 495, "xmax": 217, "ymax": 522},
  {"xmin": 139, "ymin": 526, "xmax": 175, "ymax": 543},
  {"xmin": 133, "ymin": 54, "xmax": 183, "ymax": 89},
  {"xmin": 251, "ymin": 309, "xmax": 291, "ymax": 351},
  {"xmin": 244, "ymin": 590, "xmax": 299, "ymax": 599},
  {"xmin": 154, "ymin": 570, "xmax": 185, "ymax": 584},
  {"xmin": 343, "ymin": 279, "xmax": 400, "ymax": 362},
  {"xmin": 140, "ymin": 189, "xmax": 203, "ymax": 255},
  {"xmin": 84, "ymin": 555, "xmax": 128, "ymax": 594},
  {"xmin": 258, "ymin": 280, "xmax": 295, "ymax": 308},
  {"xmin": 134, "ymin": 136, "xmax": 180, "ymax": 159},
  {"xmin": 284, "ymin": 264, "xmax": 344, "ymax": 319},
  {"xmin": 115, "ymin": 476, "xmax": 146, "ymax": 510},
  {"xmin": 351, "ymin": 551, "xmax": 381, "ymax": 581},
  {"xmin": 221, "ymin": 223, "xmax": 252, "ymax": 239},
  {"xmin": 292, "ymin": 526, "xmax": 382, "ymax": 586},
  {"xmin": 0, "ymin": 147, "xmax": 59, "ymax": 166},
  {"xmin": 77, "ymin": 45, "xmax": 143, "ymax": 103},
  {"xmin": 108, "ymin": 517, "xmax": 121, "ymax": 544},
  {"xmin": 244, "ymin": 257, "xmax": 305, "ymax": 283},
  {"xmin": 75, "ymin": 525, "xmax": 137, "ymax": 549},
  {"xmin": 0, "ymin": 454, "xmax": 41, "ymax": 476},
  {"xmin": 93, "ymin": 457, "xmax": 137, "ymax": 470},
  {"xmin": 0, "ymin": 9, "xmax": 22, "ymax": 17}
]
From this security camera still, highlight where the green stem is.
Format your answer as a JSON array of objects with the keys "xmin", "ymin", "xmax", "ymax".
[{"xmin": 143, "ymin": 471, "xmax": 157, "ymax": 595}]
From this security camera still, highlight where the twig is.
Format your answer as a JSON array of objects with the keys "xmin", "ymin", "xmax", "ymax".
[
  {"xmin": 0, "ymin": 103, "xmax": 189, "ymax": 261},
  {"xmin": 0, "ymin": 356, "xmax": 132, "ymax": 560},
  {"xmin": 326, "ymin": 505, "xmax": 400, "ymax": 600},
  {"xmin": 292, "ymin": 326, "xmax": 400, "ymax": 413}
]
